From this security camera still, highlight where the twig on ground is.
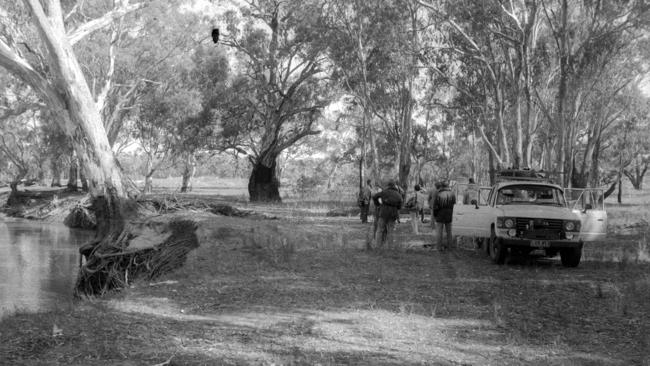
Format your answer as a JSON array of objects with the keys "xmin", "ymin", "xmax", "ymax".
[{"xmin": 151, "ymin": 354, "xmax": 174, "ymax": 366}]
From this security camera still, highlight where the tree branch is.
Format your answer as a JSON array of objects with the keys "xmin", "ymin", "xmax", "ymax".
[
  {"xmin": 96, "ymin": 22, "xmax": 121, "ymax": 113},
  {"xmin": 67, "ymin": 2, "xmax": 146, "ymax": 46},
  {"xmin": 0, "ymin": 38, "xmax": 66, "ymax": 113},
  {"xmin": 475, "ymin": 118, "xmax": 505, "ymax": 166},
  {"xmin": 276, "ymin": 126, "xmax": 321, "ymax": 153}
]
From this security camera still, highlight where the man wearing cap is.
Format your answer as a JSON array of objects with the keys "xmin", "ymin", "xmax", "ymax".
[
  {"xmin": 434, "ymin": 180, "xmax": 456, "ymax": 251},
  {"xmin": 372, "ymin": 179, "xmax": 403, "ymax": 249}
]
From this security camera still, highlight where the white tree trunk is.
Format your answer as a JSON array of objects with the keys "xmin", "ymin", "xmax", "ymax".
[
  {"xmin": 0, "ymin": 1, "xmax": 139, "ymax": 204},
  {"xmin": 180, "ymin": 153, "xmax": 196, "ymax": 193}
]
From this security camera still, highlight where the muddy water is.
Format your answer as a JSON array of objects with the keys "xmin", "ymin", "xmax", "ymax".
[{"xmin": 0, "ymin": 217, "xmax": 94, "ymax": 319}]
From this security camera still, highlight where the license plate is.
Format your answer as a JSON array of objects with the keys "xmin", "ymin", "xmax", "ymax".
[{"xmin": 530, "ymin": 240, "xmax": 550, "ymax": 248}]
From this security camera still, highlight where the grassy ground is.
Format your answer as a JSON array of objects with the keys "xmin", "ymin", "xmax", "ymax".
[{"xmin": 1, "ymin": 182, "xmax": 649, "ymax": 365}]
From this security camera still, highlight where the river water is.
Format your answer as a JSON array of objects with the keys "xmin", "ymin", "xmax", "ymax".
[{"xmin": 0, "ymin": 216, "xmax": 94, "ymax": 319}]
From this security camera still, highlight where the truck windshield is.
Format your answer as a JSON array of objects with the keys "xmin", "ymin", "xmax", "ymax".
[{"xmin": 496, "ymin": 185, "xmax": 566, "ymax": 207}]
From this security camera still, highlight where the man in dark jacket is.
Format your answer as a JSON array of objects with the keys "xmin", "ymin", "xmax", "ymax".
[
  {"xmin": 434, "ymin": 181, "xmax": 456, "ymax": 250},
  {"xmin": 372, "ymin": 179, "xmax": 403, "ymax": 249}
]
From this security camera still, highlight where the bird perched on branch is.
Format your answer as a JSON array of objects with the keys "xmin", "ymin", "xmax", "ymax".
[{"xmin": 211, "ymin": 28, "xmax": 219, "ymax": 44}]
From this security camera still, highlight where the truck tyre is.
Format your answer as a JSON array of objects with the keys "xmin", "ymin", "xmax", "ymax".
[
  {"xmin": 560, "ymin": 244, "xmax": 582, "ymax": 267},
  {"xmin": 489, "ymin": 229, "xmax": 506, "ymax": 264}
]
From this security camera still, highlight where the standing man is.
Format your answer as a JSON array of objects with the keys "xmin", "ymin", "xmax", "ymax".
[
  {"xmin": 373, "ymin": 179, "xmax": 403, "ymax": 249},
  {"xmin": 434, "ymin": 181, "xmax": 456, "ymax": 251},
  {"xmin": 358, "ymin": 179, "xmax": 373, "ymax": 223},
  {"xmin": 463, "ymin": 177, "xmax": 479, "ymax": 205},
  {"xmin": 371, "ymin": 182, "xmax": 382, "ymax": 239},
  {"xmin": 415, "ymin": 184, "xmax": 428, "ymax": 223},
  {"xmin": 428, "ymin": 181, "xmax": 442, "ymax": 229},
  {"xmin": 407, "ymin": 184, "xmax": 428, "ymax": 234}
]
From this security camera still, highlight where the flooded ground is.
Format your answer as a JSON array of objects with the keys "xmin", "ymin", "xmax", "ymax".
[{"xmin": 0, "ymin": 216, "xmax": 94, "ymax": 318}]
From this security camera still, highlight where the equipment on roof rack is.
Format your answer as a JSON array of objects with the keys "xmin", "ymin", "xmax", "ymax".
[{"xmin": 496, "ymin": 168, "xmax": 549, "ymax": 183}]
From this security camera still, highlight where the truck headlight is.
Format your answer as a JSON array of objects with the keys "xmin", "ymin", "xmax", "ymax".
[
  {"xmin": 564, "ymin": 221, "xmax": 579, "ymax": 231},
  {"xmin": 497, "ymin": 217, "xmax": 516, "ymax": 228}
]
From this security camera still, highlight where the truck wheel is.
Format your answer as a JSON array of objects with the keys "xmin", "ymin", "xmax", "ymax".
[
  {"xmin": 489, "ymin": 230, "xmax": 506, "ymax": 264},
  {"xmin": 560, "ymin": 245, "xmax": 582, "ymax": 267}
]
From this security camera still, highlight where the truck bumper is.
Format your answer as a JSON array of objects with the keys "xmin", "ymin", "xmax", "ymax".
[{"xmin": 499, "ymin": 238, "xmax": 583, "ymax": 248}]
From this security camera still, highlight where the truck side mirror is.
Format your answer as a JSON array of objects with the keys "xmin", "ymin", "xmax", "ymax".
[{"xmin": 471, "ymin": 199, "xmax": 479, "ymax": 209}]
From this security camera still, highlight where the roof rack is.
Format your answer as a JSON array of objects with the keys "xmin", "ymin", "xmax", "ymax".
[{"xmin": 496, "ymin": 168, "xmax": 550, "ymax": 183}]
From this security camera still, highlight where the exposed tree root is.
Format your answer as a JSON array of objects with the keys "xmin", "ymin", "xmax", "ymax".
[
  {"xmin": 74, "ymin": 219, "xmax": 199, "ymax": 297},
  {"xmin": 64, "ymin": 205, "xmax": 97, "ymax": 230}
]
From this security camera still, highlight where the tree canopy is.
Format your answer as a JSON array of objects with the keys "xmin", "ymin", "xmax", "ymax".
[{"xmin": 0, "ymin": 0, "xmax": 648, "ymax": 201}]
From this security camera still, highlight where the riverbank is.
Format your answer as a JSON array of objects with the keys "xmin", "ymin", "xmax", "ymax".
[
  {"xmin": 1, "ymin": 187, "xmax": 650, "ymax": 365},
  {"xmin": 0, "ymin": 187, "xmax": 90, "ymax": 225}
]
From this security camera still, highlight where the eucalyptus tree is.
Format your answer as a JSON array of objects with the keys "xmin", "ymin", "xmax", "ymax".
[
  {"xmin": 0, "ymin": 0, "xmax": 148, "ymax": 226},
  {"xmin": 325, "ymin": 0, "xmax": 392, "ymax": 188},
  {"xmin": 419, "ymin": 0, "xmax": 545, "ymax": 170},
  {"xmin": 0, "ymin": 72, "xmax": 39, "ymax": 189},
  {"xmin": 168, "ymin": 44, "xmax": 232, "ymax": 193},
  {"xmin": 218, "ymin": 0, "xmax": 334, "ymax": 202},
  {"xmin": 570, "ymin": 58, "xmax": 648, "ymax": 188},
  {"xmin": 40, "ymin": 120, "xmax": 71, "ymax": 187},
  {"xmin": 611, "ymin": 85, "xmax": 650, "ymax": 191},
  {"xmin": 135, "ymin": 80, "xmax": 203, "ymax": 194},
  {"xmin": 130, "ymin": 13, "xmax": 210, "ymax": 194},
  {"xmin": 327, "ymin": 0, "xmax": 433, "ymax": 191},
  {"xmin": 0, "ymin": 111, "xmax": 39, "ymax": 191},
  {"xmin": 0, "ymin": 0, "xmax": 175, "ymax": 297},
  {"xmin": 536, "ymin": 0, "xmax": 649, "ymax": 186},
  {"xmin": 86, "ymin": 3, "xmax": 204, "ymax": 148},
  {"xmin": 418, "ymin": 0, "xmax": 649, "ymax": 188}
]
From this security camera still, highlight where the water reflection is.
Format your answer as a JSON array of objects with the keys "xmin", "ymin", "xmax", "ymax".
[{"xmin": 0, "ymin": 217, "xmax": 94, "ymax": 319}]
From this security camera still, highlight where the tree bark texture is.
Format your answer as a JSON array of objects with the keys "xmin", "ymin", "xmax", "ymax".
[
  {"xmin": 180, "ymin": 153, "xmax": 196, "ymax": 193},
  {"xmin": 248, "ymin": 155, "xmax": 281, "ymax": 202},
  {"xmin": 80, "ymin": 169, "xmax": 89, "ymax": 192},
  {"xmin": 143, "ymin": 156, "xmax": 154, "ymax": 194},
  {"xmin": 555, "ymin": 0, "xmax": 570, "ymax": 187},
  {"xmin": 67, "ymin": 154, "xmax": 78, "ymax": 191},
  {"xmin": 50, "ymin": 158, "xmax": 62, "ymax": 187}
]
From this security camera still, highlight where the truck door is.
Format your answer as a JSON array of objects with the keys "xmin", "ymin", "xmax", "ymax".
[
  {"xmin": 452, "ymin": 183, "xmax": 473, "ymax": 236},
  {"xmin": 564, "ymin": 188, "xmax": 607, "ymax": 241},
  {"xmin": 452, "ymin": 186, "xmax": 493, "ymax": 238}
]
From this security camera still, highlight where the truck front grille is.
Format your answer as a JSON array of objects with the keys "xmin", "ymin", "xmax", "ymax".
[{"xmin": 515, "ymin": 218, "xmax": 563, "ymax": 231}]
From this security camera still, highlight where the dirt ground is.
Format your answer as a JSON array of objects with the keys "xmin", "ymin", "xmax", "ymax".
[{"xmin": 1, "ymin": 191, "xmax": 650, "ymax": 365}]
